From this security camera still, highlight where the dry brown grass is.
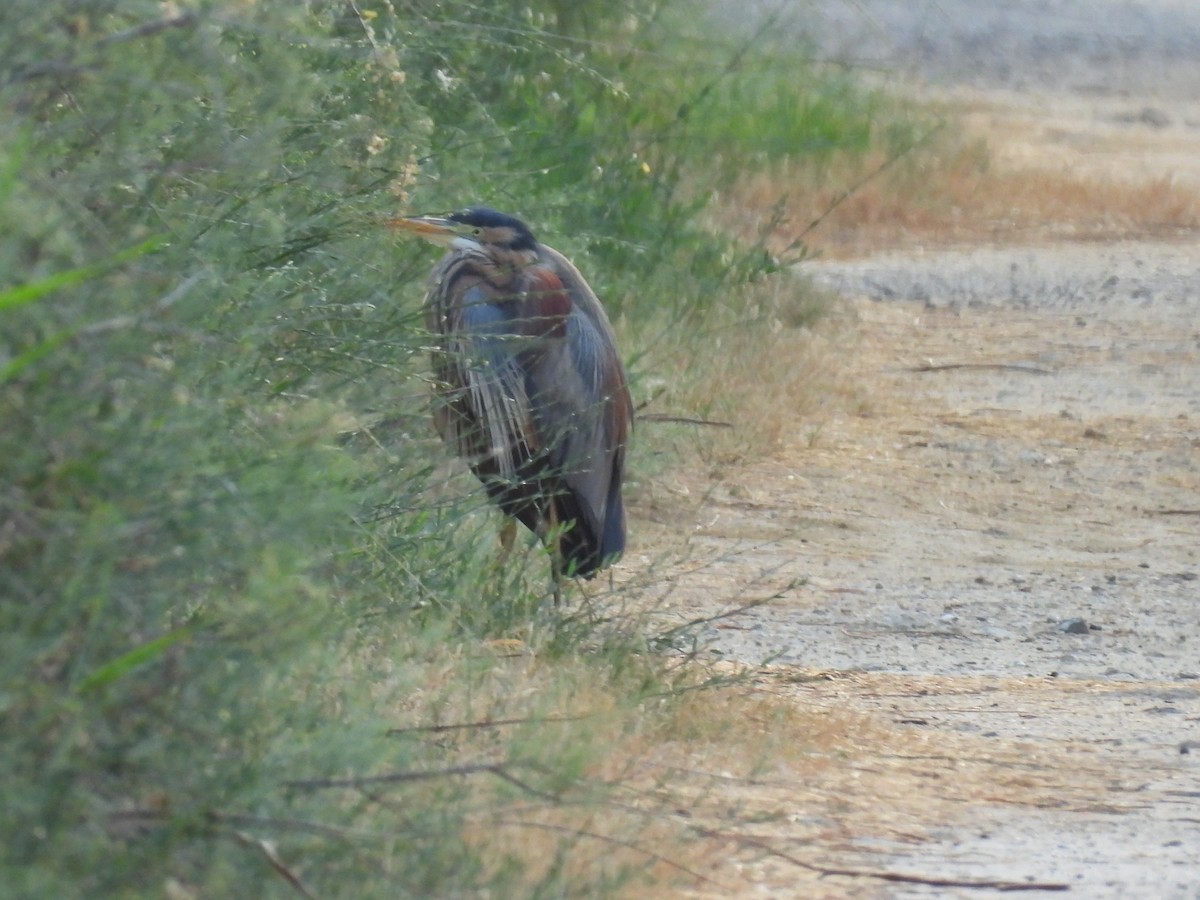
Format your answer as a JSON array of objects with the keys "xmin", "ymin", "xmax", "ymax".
[
  {"xmin": 448, "ymin": 667, "xmax": 907, "ymax": 897},
  {"xmin": 380, "ymin": 651, "xmax": 788, "ymax": 896},
  {"xmin": 386, "ymin": 638, "xmax": 1082, "ymax": 897},
  {"xmin": 717, "ymin": 111, "xmax": 1200, "ymax": 259},
  {"xmin": 399, "ymin": 630, "xmax": 1141, "ymax": 896},
  {"xmin": 634, "ymin": 277, "xmax": 860, "ymax": 470},
  {"xmin": 387, "ymin": 560, "xmax": 1162, "ymax": 897},
  {"xmin": 603, "ymin": 668, "xmax": 1135, "ymax": 898}
]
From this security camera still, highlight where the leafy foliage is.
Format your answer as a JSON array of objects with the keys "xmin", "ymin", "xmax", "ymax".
[{"xmin": 0, "ymin": 0, "xmax": 907, "ymax": 894}]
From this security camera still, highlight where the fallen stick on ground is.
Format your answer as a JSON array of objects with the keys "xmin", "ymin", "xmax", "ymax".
[{"xmin": 902, "ymin": 362, "xmax": 1056, "ymax": 375}]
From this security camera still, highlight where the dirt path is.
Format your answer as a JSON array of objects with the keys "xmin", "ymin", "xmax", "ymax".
[{"xmin": 651, "ymin": 2, "xmax": 1200, "ymax": 896}]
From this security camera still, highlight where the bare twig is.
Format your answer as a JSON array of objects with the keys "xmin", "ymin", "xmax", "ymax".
[
  {"xmin": 696, "ymin": 828, "xmax": 1070, "ymax": 892},
  {"xmin": 387, "ymin": 713, "xmax": 593, "ymax": 736},
  {"xmin": 672, "ymin": 7, "xmax": 784, "ymax": 126},
  {"xmin": 637, "ymin": 413, "xmax": 734, "ymax": 429},
  {"xmin": 6, "ymin": 14, "xmax": 198, "ymax": 86},
  {"xmin": 210, "ymin": 812, "xmax": 360, "ymax": 841},
  {"xmin": 283, "ymin": 761, "xmax": 546, "ymax": 793},
  {"xmin": 79, "ymin": 268, "xmax": 211, "ymax": 336},
  {"xmin": 345, "ymin": 1, "xmax": 388, "ymax": 67},
  {"xmin": 99, "ymin": 13, "xmax": 198, "ymax": 47},
  {"xmin": 634, "ymin": 385, "xmax": 667, "ymax": 413},
  {"xmin": 652, "ymin": 582, "xmax": 801, "ymax": 645},
  {"xmin": 230, "ymin": 830, "xmax": 319, "ymax": 900},
  {"xmin": 794, "ymin": 121, "xmax": 948, "ymax": 245},
  {"xmin": 902, "ymin": 362, "xmax": 1055, "ymax": 376},
  {"xmin": 497, "ymin": 818, "xmax": 719, "ymax": 887}
]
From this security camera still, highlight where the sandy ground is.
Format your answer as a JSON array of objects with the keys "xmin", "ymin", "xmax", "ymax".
[{"xmin": 643, "ymin": 2, "xmax": 1200, "ymax": 896}]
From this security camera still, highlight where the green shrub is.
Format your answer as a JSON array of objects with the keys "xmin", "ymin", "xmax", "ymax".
[{"xmin": 0, "ymin": 1, "xmax": 911, "ymax": 894}]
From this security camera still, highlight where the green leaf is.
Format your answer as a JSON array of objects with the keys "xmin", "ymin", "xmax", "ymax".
[
  {"xmin": 0, "ymin": 236, "xmax": 164, "ymax": 314},
  {"xmin": 0, "ymin": 330, "xmax": 72, "ymax": 383},
  {"xmin": 0, "ymin": 128, "xmax": 29, "ymax": 205},
  {"xmin": 77, "ymin": 626, "xmax": 193, "ymax": 693}
]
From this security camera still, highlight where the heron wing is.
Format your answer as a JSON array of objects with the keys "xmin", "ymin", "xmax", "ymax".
[
  {"xmin": 429, "ymin": 274, "xmax": 537, "ymax": 480},
  {"xmin": 522, "ymin": 248, "xmax": 634, "ymax": 573},
  {"xmin": 425, "ymin": 243, "xmax": 632, "ymax": 577}
]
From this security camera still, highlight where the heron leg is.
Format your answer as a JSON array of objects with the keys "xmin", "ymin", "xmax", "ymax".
[
  {"xmin": 498, "ymin": 518, "xmax": 518, "ymax": 567},
  {"xmin": 547, "ymin": 504, "xmax": 563, "ymax": 606},
  {"xmin": 486, "ymin": 519, "xmax": 519, "ymax": 600}
]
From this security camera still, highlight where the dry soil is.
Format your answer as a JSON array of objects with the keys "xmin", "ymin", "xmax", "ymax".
[{"xmin": 641, "ymin": 2, "xmax": 1200, "ymax": 896}]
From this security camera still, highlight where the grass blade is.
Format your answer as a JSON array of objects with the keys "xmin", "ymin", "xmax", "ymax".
[
  {"xmin": 77, "ymin": 626, "xmax": 193, "ymax": 693},
  {"xmin": 0, "ymin": 236, "xmax": 163, "ymax": 314}
]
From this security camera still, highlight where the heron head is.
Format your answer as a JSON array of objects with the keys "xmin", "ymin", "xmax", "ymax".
[{"xmin": 390, "ymin": 206, "xmax": 539, "ymax": 256}]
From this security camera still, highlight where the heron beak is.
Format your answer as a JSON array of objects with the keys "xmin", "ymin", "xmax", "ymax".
[{"xmin": 387, "ymin": 215, "xmax": 460, "ymax": 248}]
